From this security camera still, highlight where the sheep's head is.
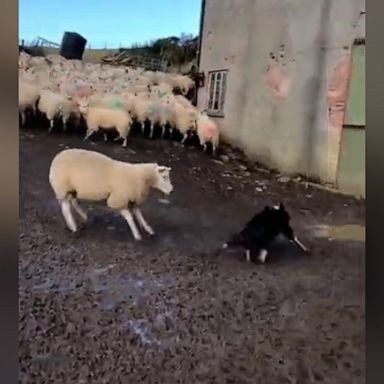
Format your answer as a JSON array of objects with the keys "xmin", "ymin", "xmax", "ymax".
[
  {"xmin": 154, "ymin": 165, "xmax": 173, "ymax": 195},
  {"xmin": 77, "ymin": 98, "xmax": 89, "ymax": 114},
  {"xmin": 189, "ymin": 110, "xmax": 198, "ymax": 130}
]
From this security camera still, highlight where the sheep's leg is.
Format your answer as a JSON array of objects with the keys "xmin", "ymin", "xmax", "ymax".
[
  {"xmin": 20, "ymin": 111, "xmax": 26, "ymax": 126},
  {"xmin": 140, "ymin": 122, "xmax": 145, "ymax": 135},
  {"xmin": 181, "ymin": 132, "xmax": 188, "ymax": 144},
  {"xmin": 48, "ymin": 119, "xmax": 55, "ymax": 133},
  {"xmin": 68, "ymin": 196, "xmax": 88, "ymax": 221},
  {"xmin": 84, "ymin": 130, "xmax": 94, "ymax": 141},
  {"xmin": 120, "ymin": 208, "xmax": 142, "ymax": 241},
  {"xmin": 203, "ymin": 143, "xmax": 208, "ymax": 152},
  {"xmin": 245, "ymin": 249, "xmax": 251, "ymax": 262},
  {"xmin": 149, "ymin": 122, "xmax": 156, "ymax": 139},
  {"xmin": 103, "ymin": 132, "xmax": 108, "ymax": 142},
  {"xmin": 122, "ymin": 136, "xmax": 127, "ymax": 147},
  {"xmin": 62, "ymin": 116, "xmax": 71, "ymax": 131},
  {"xmin": 160, "ymin": 125, "xmax": 166, "ymax": 138},
  {"xmin": 132, "ymin": 207, "xmax": 154, "ymax": 235},
  {"xmin": 60, "ymin": 199, "xmax": 77, "ymax": 232}
]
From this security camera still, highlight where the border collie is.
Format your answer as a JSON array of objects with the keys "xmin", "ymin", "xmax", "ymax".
[{"xmin": 222, "ymin": 203, "xmax": 308, "ymax": 263}]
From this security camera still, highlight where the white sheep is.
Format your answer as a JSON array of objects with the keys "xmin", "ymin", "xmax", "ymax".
[
  {"xmin": 145, "ymin": 100, "xmax": 169, "ymax": 139},
  {"xmin": 170, "ymin": 104, "xmax": 198, "ymax": 143},
  {"xmin": 18, "ymin": 80, "xmax": 41, "ymax": 125},
  {"xmin": 129, "ymin": 95, "xmax": 152, "ymax": 135},
  {"xmin": 176, "ymin": 75, "xmax": 195, "ymax": 95},
  {"xmin": 85, "ymin": 94, "xmax": 129, "ymax": 111},
  {"xmin": 49, "ymin": 148, "xmax": 173, "ymax": 240},
  {"xmin": 196, "ymin": 112, "xmax": 220, "ymax": 154},
  {"xmin": 37, "ymin": 89, "xmax": 74, "ymax": 132},
  {"xmin": 78, "ymin": 100, "xmax": 132, "ymax": 147}
]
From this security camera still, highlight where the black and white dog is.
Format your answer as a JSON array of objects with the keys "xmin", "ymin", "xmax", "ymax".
[{"xmin": 222, "ymin": 203, "xmax": 308, "ymax": 263}]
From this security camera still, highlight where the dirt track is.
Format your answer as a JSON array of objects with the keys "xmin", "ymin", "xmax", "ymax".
[{"xmin": 19, "ymin": 126, "xmax": 365, "ymax": 384}]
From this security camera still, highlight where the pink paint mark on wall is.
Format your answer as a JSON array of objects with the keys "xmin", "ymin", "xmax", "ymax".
[
  {"xmin": 327, "ymin": 52, "xmax": 352, "ymax": 131},
  {"xmin": 265, "ymin": 59, "xmax": 292, "ymax": 100}
]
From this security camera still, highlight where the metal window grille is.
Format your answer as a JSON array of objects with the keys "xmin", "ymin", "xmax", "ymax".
[{"xmin": 207, "ymin": 70, "xmax": 227, "ymax": 116}]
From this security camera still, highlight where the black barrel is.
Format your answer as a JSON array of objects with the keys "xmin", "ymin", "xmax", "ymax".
[{"xmin": 59, "ymin": 32, "xmax": 87, "ymax": 60}]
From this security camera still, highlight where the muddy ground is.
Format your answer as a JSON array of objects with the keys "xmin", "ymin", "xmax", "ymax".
[{"xmin": 19, "ymin": 125, "xmax": 365, "ymax": 384}]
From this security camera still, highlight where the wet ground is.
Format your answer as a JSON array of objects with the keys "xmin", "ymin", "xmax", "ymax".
[{"xmin": 19, "ymin": 126, "xmax": 365, "ymax": 383}]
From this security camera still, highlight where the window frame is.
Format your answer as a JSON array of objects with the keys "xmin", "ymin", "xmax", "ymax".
[{"xmin": 206, "ymin": 69, "xmax": 228, "ymax": 118}]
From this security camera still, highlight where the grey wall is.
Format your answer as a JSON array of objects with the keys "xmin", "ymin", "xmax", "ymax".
[{"xmin": 198, "ymin": 0, "xmax": 365, "ymax": 184}]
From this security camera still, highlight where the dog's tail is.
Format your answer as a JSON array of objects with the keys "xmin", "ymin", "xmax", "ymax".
[{"xmin": 222, "ymin": 232, "xmax": 244, "ymax": 249}]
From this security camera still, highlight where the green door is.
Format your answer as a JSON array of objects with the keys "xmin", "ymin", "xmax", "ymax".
[
  {"xmin": 344, "ymin": 43, "xmax": 365, "ymax": 126},
  {"xmin": 337, "ymin": 41, "xmax": 365, "ymax": 198}
]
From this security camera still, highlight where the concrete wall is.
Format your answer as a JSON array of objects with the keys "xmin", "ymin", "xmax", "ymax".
[{"xmin": 198, "ymin": 0, "xmax": 365, "ymax": 184}]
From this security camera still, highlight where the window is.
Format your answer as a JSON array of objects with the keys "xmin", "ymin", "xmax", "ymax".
[{"xmin": 207, "ymin": 70, "xmax": 227, "ymax": 117}]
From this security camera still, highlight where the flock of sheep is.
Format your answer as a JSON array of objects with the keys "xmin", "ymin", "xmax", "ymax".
[
  {"xmin": 19, "ymin": 51, "xmax": 222, "ymax": 241},
  {"xmin": 18, "ymin": 52, "xmax": 220, "ymax": 153}
]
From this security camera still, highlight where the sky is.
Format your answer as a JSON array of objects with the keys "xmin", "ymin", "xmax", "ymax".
[{"xmin": 19, "ymin": 0, "xmax": 201, "ymax": 49}]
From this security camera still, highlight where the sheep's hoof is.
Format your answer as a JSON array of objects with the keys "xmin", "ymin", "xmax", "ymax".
[
  {"xmin": 134, "ymin": 234, "xmax": 142, "ymax": 241},
  {"xmin": 66, "ymin": 226, "xmax": 77, "ymax": 233},
  {"xmin": 76, "ymin": 222, "xmax": 87, "ymax": 231},
  {"xmin": 78, "ymin": 216, "xmax": 88, "ymax": 225}
]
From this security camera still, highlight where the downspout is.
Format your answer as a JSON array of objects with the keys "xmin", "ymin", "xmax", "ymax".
[
  {"xmin": 193, "ymin": 0, "xmax": 206, "ymax": 106},
  {"xmin": 197, "ymin": 0, "xmax": 206, "ymax": 70},
  {"xmin": 304, "ymin": 0, "xmax": 331, "ymax": 178}
]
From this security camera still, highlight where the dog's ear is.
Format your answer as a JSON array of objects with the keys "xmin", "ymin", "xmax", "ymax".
[{"xmin": 279, "ymin": 202, "xmax": 285, "ymax": 211}]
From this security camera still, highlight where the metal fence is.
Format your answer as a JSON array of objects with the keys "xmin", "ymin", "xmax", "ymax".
[
  {"xmin": 116, "ymin": 50, "xmax": 168, "ymax": 71},
  {"xmin": 137, "ymin": 56, "xmax": 168, "ymax": 72}
]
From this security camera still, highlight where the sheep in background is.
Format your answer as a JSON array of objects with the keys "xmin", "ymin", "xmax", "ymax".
[
  {"xmin": 146, "ymin": 101, "xmax": 171, "ymax": 139},
  {"xmin": 37, "ymin": 89, "xmax": 75, "ymax": 132},
  {"xmin": 196, "ymin": 112, "xmax": 220, "ymax": 154},
  {"xmin": 49, "ymin": 148, "xmax": 173, "ymax": 240},
  {"xmin": 129, "ymin": 95, "xmax": 152, "ymax": 135},
  {"xmin": 78, "ymin": 100, "xmax": 132, "ymax": 147},
  {"xmin": 19, "ymin": 52, "xmax": 202, "ymax": 145},
  {"xmin": 177, "ymin": 75, "xmax": 195, "ymax": 96},
  {"xmin": 170, "ymin": 104, "xmax": 198, "ymax": 144},
  {"xmin": 86, "ymin": 94, "xmax": 130, "ymax": 111},
  {"xmin": 18, "ymin": 80, "xmax": 41, "ymax": 125}
]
